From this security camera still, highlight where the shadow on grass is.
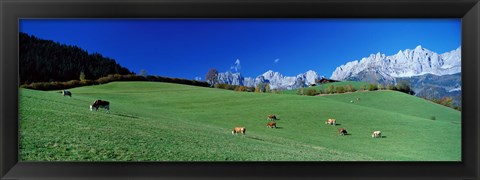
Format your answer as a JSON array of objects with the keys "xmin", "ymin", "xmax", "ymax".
[
  {"xmin": 325, "ymin": 124, "xmax": 341, "ymax": 126},
  {"xmin": 112, "ymin": 113, "xmax": 139, "ymax": 119},
  {"xmin": 266, "ymin": 127, "xmax": 283, "ymax": 129},
  {"xmin": 245, "ymin": 136, "xmax": 264, "ymax": 141}
]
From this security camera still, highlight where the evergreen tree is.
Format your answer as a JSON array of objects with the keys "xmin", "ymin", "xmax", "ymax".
[{"xmin": 19, "ymin": 32, "xmax": 133, "ymax": 84}]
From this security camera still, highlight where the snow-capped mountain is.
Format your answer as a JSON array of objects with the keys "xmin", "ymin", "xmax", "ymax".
[
  {"xmin": 216, "ymin": 71, "xmax": 245, "ymax": 85},
  {"xmin": 216, "ymin": 70, "xmax": 321, "ymax": 90},
  {"xmin": 330, "ymin": 45, "xmax": 461, "ymax": 84},
  {"xmin": 330, "ymin": 45, "xmax": 462, "ymax": 106}
]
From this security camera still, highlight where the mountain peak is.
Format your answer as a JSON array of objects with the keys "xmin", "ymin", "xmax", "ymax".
[
  {"xmin": 330, "ymin": 46, "xmax": 461, "ymax": 81},
  {"xmin": 217, "ymin": 70, "xmax": 320, "ymax": 90},
  {"xmin": 305, "ymin": 70, "xmax": 317, "ymax": 74},
  {"xmin": 415, "ymin": 45, "xmax": 423, "ymax": 51},
  {"xmin": 262, "ymin": 70, "xmax": 280, "ymax": 77}
]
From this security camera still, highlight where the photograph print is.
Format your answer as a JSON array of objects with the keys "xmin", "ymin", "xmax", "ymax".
[{"xmin": 19, "ymin": 19, "xmax": 461, "ymax": 161}]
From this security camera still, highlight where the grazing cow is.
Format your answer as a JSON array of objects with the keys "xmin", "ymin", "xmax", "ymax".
[
  {"xmin": 267, "ymin": 114, "xmax": 278, "ymax": 121},
  {"xmin": 350, "ymin": 100, "xmax": 354, "ymax": 103},
  {"xmin": 90, "ymin": 100, "xmax": 110, "ymax": 113},
  {"xmin": 62, "ymin": 90, "xmax": 72, "ymax": 97},
  {"xmin": 372, "ymin": 131, "xmax": 382, "ymax": 138},
  {"xmin": 338, "ymin": 128, "xmax": 348, "ymax": 136},
  {"xmin": 267, "ymin": 122, "xmax": 277, "ymax": 128},
  {"xmin": 232, "ymin": 127, "xmax": 246, "ymax": 135},
  {"xmin": 356, "ymin": 97, "xmax": 360, "ymax": 101},
  {"xmin": 325, "ymin": 119, "xmax": 336, "ymax": 125}
]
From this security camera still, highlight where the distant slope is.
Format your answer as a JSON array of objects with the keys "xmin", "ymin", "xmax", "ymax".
[
  {"xmin": 20, "ymin": 32, "xmax": 133, "ymax": 84},
  {"xmin": 19, "ymin": 82, "xmax": 460, "ymax": 161},
  {"xmin": 281, "ymin": 81, "xmax": 371, "ymax": 95},
  {"xmin": 396, "ymin": 73, "xmax": 461, "ymax": 106}
]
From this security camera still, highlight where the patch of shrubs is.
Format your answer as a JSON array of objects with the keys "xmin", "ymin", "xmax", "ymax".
[
  {"xmin": 431, "ymin": 97, "xmax": 454, "ymax": 108},
  {"xmin": 386, "ymin": 84, "xmax": 396, "ymax": 90},
  {"xmin": 327, "ymin": 85, "xmax": 335, "ymax": 94},
  {"xmin": 345, "ymin": 85, "xmax": 356, "ymax": 92},
  {"xmin": 377, "ymin": 84, "xmax": 384, "ymax": 90},
  {"xmin": 20, "ymin": 74, "xmax": 210, "ymax": 91},
  {"xmin": 306, "ymin": 89, "xmax": 318, "ymax": 96},
  {"xmin": 422, "ymin": 96, "xmax": 462, "ymax": 111},
  {"xmin": 214, "ymin": 84, "xmax": 255, "ymax": 92},
  {"xmin": 335, "ymin": 86, "xmax": 345, "ymax": 93},
  {"xmin": 368, "ymin": 84, "xmax": 378, "ymax": 91},
  {"xmin": 394, "ymin": 82, "xmax": 414, "ymax": 95},
  {"xmin": 296, "ymin": 88, "xmax": 305, "ymax": 95},
  {"xmin": 213, "ymin": 84, "xmax": 236, "ymax": 90},
  {"xmin": 294, "ymin": 82, "xmax": 416, "ymax": 97}
]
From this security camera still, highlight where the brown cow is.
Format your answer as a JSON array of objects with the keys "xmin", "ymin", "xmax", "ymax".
[
  {"xmin": 90, "ymin": 100, "xmax": 110, "ymax": 113},
  {"xmin": 338, "ymin": 128, "xmax": 348, "ymax": 136},
  {"xmin": 232, "ymin": 127, "xmax": 246, "ymax": 135},
  {"xmin": 267, "ymin": 114, "xmax": 277, "ymax": 121},
  {"xmin": 267, "ymin": 122, "xmax": 277, "ymax": 128},
  {"xmin": 325, "ymin": 119, "xmax": 336, "ymax": 125}
]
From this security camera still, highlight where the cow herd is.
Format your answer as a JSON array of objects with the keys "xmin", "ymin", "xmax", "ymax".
[
  {"xmin": 60, "ymin": 89, "xmax": 382, "ymax": 139},
  {"xmin": 232, "ymin": 114, "xmax": 279, "ymax": 136},
  {"xmin": 233, "ymin": 114, "xmax": 383, "ymax": 139},
  {"xmin": 60, "ymin": 90, "xmax": 110, "ymax": 113}
]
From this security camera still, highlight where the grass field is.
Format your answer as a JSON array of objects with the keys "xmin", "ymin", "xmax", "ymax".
[{"xmin": 19, "ymin": 81, "xmax": 461, "ymax": 161}]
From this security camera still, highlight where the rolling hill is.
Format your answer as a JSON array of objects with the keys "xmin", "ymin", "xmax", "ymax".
[
  {"xmin": 281, "ymin": 81, "xmax": 371, "ymax": 95},
  {"xmin": 19, "ymin": 81, "xmax": 461, "ymax": 161}
]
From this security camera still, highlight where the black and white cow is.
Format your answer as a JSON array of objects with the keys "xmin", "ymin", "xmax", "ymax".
[
  {"xmin": 62, "ymin": 90, "xmax": 72, "ymax": 97},
  {"xmin": 90, "ymin": 100, "xmax": 110, "ymax": 113}
]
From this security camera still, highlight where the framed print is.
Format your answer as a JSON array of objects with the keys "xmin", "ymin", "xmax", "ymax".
[{"xmin": 1, "ymin": 0, "xmax": 479, "ymax": 179}]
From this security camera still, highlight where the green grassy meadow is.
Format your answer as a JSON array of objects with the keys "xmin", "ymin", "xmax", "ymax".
[{"xmin": 19, "ymin": 81, "xmax": 461, "ymax": 161}]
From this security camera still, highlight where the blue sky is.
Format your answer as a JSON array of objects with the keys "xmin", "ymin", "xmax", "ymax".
[{"xmin": 20, "ymin": 19, "xmax": 461, "ymax": 80}]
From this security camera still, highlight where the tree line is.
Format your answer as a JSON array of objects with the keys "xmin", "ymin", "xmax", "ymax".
[
  {"xmin": 21, "ymin": 74, "xmax": 210, "ymax": 91},
  {"xmin": 297, "ymin": 83, "xmax": 414, "ymax": 96},
  {"xmin": 19, "ymin": 32, "xmax": 133, "ymax": 85}
]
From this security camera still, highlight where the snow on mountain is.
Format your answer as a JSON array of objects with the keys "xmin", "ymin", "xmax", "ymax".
[
  {"xmin": 216, "ymin": 71, "xmax": 244, "ymax": 86},
  {"xmin": 215, "ymin": 46, "xmax": 460, "ymax": 91},
  {"xmin": 330, "ymin": 46, "xmax": 461, "ymax": 82},
  {"xmin": 216, "ymin": 70, "xmax": 320, "ymax": 90},
  {"xmin": 448, "ymin": 87, "xmax": 461, "ymax": 92}
]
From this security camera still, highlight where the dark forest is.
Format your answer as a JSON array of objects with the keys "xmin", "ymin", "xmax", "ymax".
[{"xmin": 19, "ymin": 32, "xmax": 133, "ymax": 84}]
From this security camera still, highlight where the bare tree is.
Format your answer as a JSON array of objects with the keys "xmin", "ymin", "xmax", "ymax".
[
  {"xmin": 79, "ymin": 71, "xmax": 86, "ymax": 81},
  {"xmin": 205, "ymin": 68, "xmax": 219, "ymax": 87},
  {"xmin": 138, "ymin": 69, "xmax": 148, "ymax": 77}
]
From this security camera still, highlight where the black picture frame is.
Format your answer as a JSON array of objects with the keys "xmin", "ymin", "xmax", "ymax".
[{"xmin": 1, "ymin": 0, "xmax": 479, "ymax": 179}]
